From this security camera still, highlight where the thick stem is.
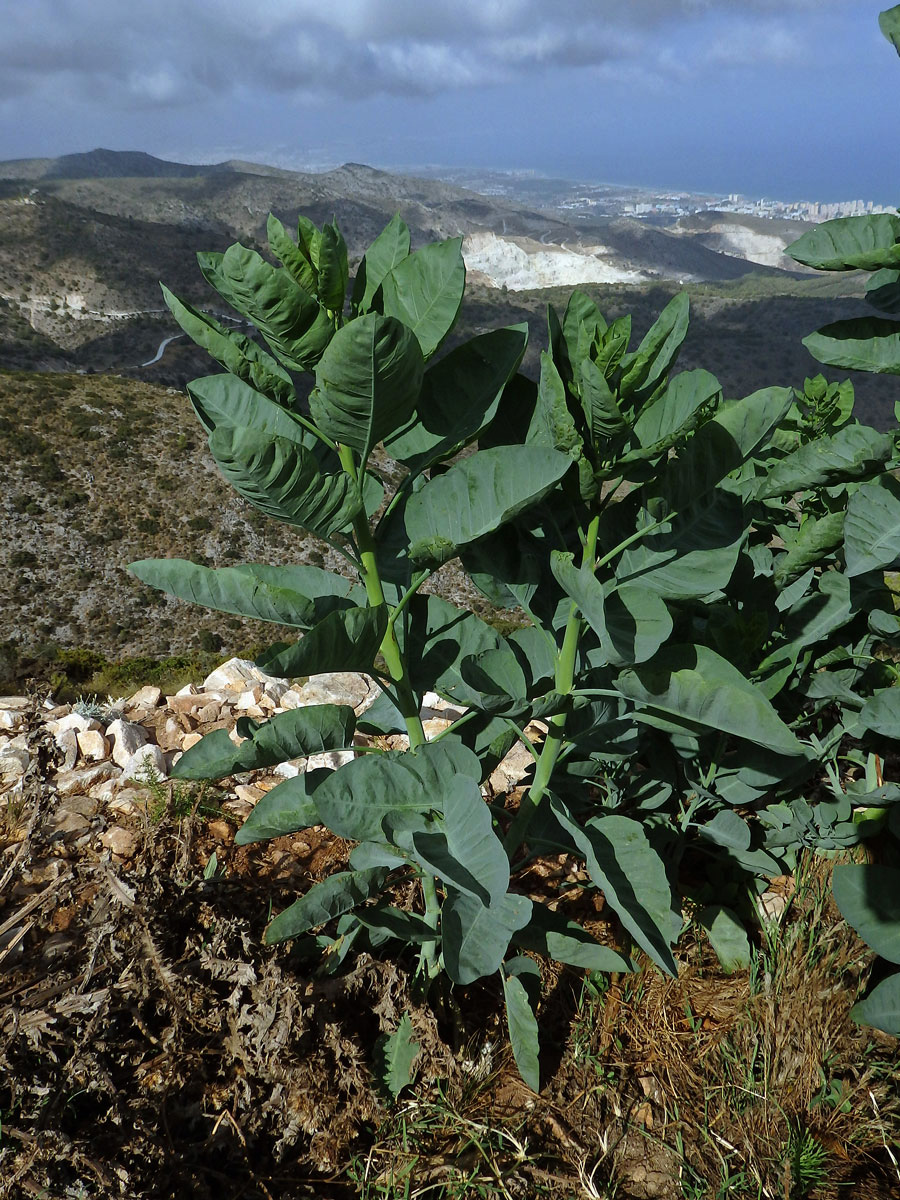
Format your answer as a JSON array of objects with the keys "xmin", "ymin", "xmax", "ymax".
[
  {"xmin": 418, "ymin": 872, "xmax": 441, "ymax": 979},
  {"xmin": 338, "ymin": 443, "xmax": 426, "ymax": 749},
  {"xmin": 504, "ymin": 515, "xmax": 601, "ymax": 856}
]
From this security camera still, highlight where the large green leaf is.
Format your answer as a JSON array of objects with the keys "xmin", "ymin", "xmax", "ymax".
[
  {"xmin": 804, "ymin": 317, "xmax": 900, "ymax": 374},
  {"xmin": 618, "ymin": 292, "xmax": 689, "ymax": 405},
  {"xmin": 774, "ymin": 512, "xmax": 846, "ymax": 587},
  {"xmin": 757, "ymin": 425, "xmax": 894, "ymax": 498},
  {"xmin": 616, "ymin": 492, "xmax": 747, "ymax": 599},
  {"xmin": 256, "ymin": 606, "xmax": 388, "ymax": 678},
  {"xmin": 374, "ymin": 1013, "xmax": 420, "ymax": 1099},
  {"xmin": 881, "ymin": 5, "xmax": 900, "ymax": 54},
  {"xmin": 389, "ymin": 775, "xmax": 510, "ymax": 904},
  {"xmin": 551, "ymin": 554, "xmax": 672, "ymax": 666},
  {"xmin": 858, "ymin": 688, "xmax": 900, "ymax": 741},
  {"xmin": 502, "ymin": 972, "xmax": 540, "ymax": 1092},
  {"xmin": 127, "ymin": 559, "xmax": 360, "ymax": 628},
  {"xmin": 352, "ymin": 213, "xmax": 411, "ymax": 314},
  {"xmin": 405, "ymin": 446, "xmax": 571, "ymax": 566},
  {"xmin": 631, "ymin": 368, "xmax": 721, "ymax": 453},
  {"xmin": 186, "ymin": 373, "xmax": 309, "ymax": 442},
  {"xmin": 697, "ymin": 905, "xmax": 751, "ymax": 972},
  {"xmin": 311, "ymin": 738, "xmax": 481, "ymax": 842},
  {"xmin": 580, "ymin": 356, "xmax": 628, "ymax": 440},
  {"xmin": 161, "ymin": 285, "xmax": 294, "ymax": 406},
  {"xmin": 378, "ymin": 237, "xmax": 465, "ymax": 359},
  {"xmin": 198, "ymin": 244, "xmax": 333, "ymax": 370},
  {"xmin": 208, "ymin": 425, "xmax": 363, "ymax": 538},
  {"xmin": 310, "ymin": 313, "xmax": 424, "ymax": 462},
  {"xmin": 664, "ymin": 387, "xmax": 793, "ymax": 507},
  {"xmin": 233, "ymin": 768, "xmax": 330, "ymax": 846},
  {"xmin": 833, "ymin": 865, "xmax": 900, "ymax": 964},
  {"xmin": 844, "ymin": 475, "xmax": 900, "ymax": 576},
  {"xmin": 562, "ymin": 289, "xmax": 606, "ymax": 369},
  {"xmin": 851, "ymin": 972, "xmax": 900, "ymax": 1036},
  {"xmin": 441, "ymin": 890, "xmax": 533, "ymax": 985},
  {"xmin": 401, "ymin": 594, "xmax": 503, "ymax": 703},
  {"xmin": 316, "ymin": 220, "xmax": 350, "ymax": 312},
  {"xmin": 384, "ymin": 325, "xmax": 527, "ymax": 472},
  {"xmin": 550, "ymin": 799, "xmax": 679, "ymax": 974},
  {"xmin": 513, "ymin": 906, "xmax": 634, "ymax": 972},
  {"xmin": 266, "ymin": 213, "xmax": 317, "ymax": 295},
  {"xmin": 787, "ymin": 214, "xmax": 900, "ymax": 271},
  {"xmin": 172, "ymin": 704, "xmax": 356, "ymax": 780},
  {"xmin": 264, "ymin": 867, "xmax": 388, "ymax": 943},
  {"xmin": 867, "ymin": 268, "xmax": 900, "ymax": 314},
  {"xmin": 616, "ymin": 644, "xmax": 805, "ymax": 756}
]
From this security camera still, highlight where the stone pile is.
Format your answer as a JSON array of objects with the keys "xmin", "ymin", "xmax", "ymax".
[{"xmin": 0, "ymin": 658, "xmax": 542, "ymax": 868}]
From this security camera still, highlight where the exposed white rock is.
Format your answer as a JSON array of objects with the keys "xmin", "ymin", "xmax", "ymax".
[
  {"xmin": 0, "ymin": 737, "xmax": 30, "ymax": 780},
  {"xmin": 76, "ymin": 730, "xmax": 110, "ymax": 762},
  {"xmin": 202, "ymin": 658, "xmax": 289, "ymax": 701},
  {"xmin": 290, "ymin": 672, "xmax": 375, "ymax": 712},
  {"xmin": 463, "ymin": 231, "xmax": 644, "ymax": 291},
  {"xmin": 127, "ymin": 685, "xmax": 162, "ymax": 709},
  {"xmin": 306, "ymin": 749, "xmax": 356, "ymax": 772},
  {"xmin": 182, "ymin": 732, "xmax": 204, "ymax": 751},
  {"xmin": 56, "ymin": 762, "xmax": 119, "ymax": 797},
  {"xmin": 56, "ymin": 728, "xmax": 79, "ymax": 770},
  {"xmin": 0, "ymin": 709, "xmax": 25, "ymax": 732},
  {"xmin": 55, "ymin": 712, "xmax": 102, "ymax": 737},
  {"xmin": 101, "ymin": 826, "xmax": 139, "ymax": 858},
  {"xmin": 120, "ymin": 743, "xmax": 168, "ymax": 781},
  {"xmin": 106, "ymin": 719, "xmax": 150, "ymax": 767}
]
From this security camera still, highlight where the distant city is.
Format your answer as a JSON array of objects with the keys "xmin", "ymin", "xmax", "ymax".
[{"xmin": 410, "ymin": 165, "xmax": 896, "ymax": 227}]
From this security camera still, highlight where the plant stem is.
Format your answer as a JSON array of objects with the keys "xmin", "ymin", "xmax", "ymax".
[
  {"xmin": 419, "ymin": 872, "xmax": 441, "ymax": 979},
  {"xmin": 338, "ymin": 444, "xmax": 426, "ymax": 749},
  {"xmin": 504, "ymin": 514, "xmax": 601, "ymax": 856}
]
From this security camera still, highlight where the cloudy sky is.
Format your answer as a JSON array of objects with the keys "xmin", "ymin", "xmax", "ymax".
[{"xmin": 1, "ymin": 0, "xmax": 897, "ymax": 201}]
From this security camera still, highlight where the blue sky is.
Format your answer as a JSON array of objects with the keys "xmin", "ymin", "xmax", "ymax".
[{"xmin": 0, "ymin": 0, "xmax": 897, "ymax": 203}]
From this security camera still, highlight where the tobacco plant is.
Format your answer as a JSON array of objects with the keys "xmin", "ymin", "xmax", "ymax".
[{"xmin": 131, "ymin": 57, "xmax": 900, "ymax": 1078}]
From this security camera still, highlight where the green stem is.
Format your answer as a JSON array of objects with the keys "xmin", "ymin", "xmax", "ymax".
[
  {"xmin": 593, "ymin": 510, "xmax": 677, "ymax": 573},
  {"xmin": 504, "ymin": 515, "xmax": 601, "ymax": 856},
  {"xmin": 418, "ymin": 872, "xmax": 441, "ymax": 979},
  {"xmin": 338, "ymin": 444, "xmax": 426, "ymax": 750}
]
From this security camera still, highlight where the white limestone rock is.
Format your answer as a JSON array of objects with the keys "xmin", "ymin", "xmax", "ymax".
[
  {"xmin": 120, "ymin": 743, "xmax": 168, "ymax": 781},
  {"xmin": 106, "ymin": 719, "xmax": 150, "ymax": 768},
  {"xmin": 76, "ymin": 730, "xmax": 110, "ymax": 762},
  {"xmin": 0, "ymin": 736, "xmax": 30, "ymax": 781},
  {"xmin": 55, "ymin": 712, "xmax": 102, "ymax": 738},
  {"xmin": 127, "ymin": 685, "xmax": 162, "ymax": 710}
]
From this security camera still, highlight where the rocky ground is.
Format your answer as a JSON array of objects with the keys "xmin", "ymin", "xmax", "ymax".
[{"xmin": 3, "ymin": 666, "xmax": 900, "ymax": 1199}]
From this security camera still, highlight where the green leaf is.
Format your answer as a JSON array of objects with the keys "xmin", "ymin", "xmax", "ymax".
[
  {"xmin": 774, "ymin": 513, "xmax": 846, "ymax": 588},
  {"xmin": 757, "ymin": 425, "xmax": 894, "ymax": 498},
  {"xmin": 618, "ymin": 292, "xmax": 690, "ymax": 405},
  {"xmin": 161, "ymin": 285, "xmax": 294, "ymax": 406},
  {"xmin": 264, "ymin": 867, "xmax": 387, "ymax": 943},
  {"xmin": 551, "ymin": 554, "xmax": 672, "ymax": 666},
  {"xmin": 844, "ymin": 475, "xmax": 900, "ymax": 576},
  {"xmin": 513, "ymin": 906, "xmax": 634, "ymax": 973},
  {"xmin": 851, "ymin": 972, "xmax": 900, "ymax": 1036},
  {"xmin": 401, "ymin": 594, "xmax": 503, "ymax": 704},
  {"xmin": 310, "ymin": 313, "xmax": 424, "ymax": 462},
  {"xmin": 858, "ymin": 688, "xmax": 900, "ymax": 741},
  {"xmin": 208, "ymin": 425, "xmax": 363, "ymax": 538},
  {"xmin": 698, "ymin": 810, "xmax": 751, "ymax": 853},
  {"xmin": 631, "ymin": 368, "xmax": 721, "ymax": 453},
  {"xmin": 664, "ymin": 387, "xmax": 793, "ymax": 507},
  {"xmin": 616, "ymin": 644, "xmax": 805, "ymax": 757},
  {"xmin": 867, "ymin": 268, "xmax": 900, "ymax": 313},
  {"xmin": 804, "ymin": 317, "xmax": 900, "ymax": 374},
  {"xmin": 441, "ymin": 890, "xmax": 533, "ymax": 985},
  {"xmin": 311, "ymin": 738, "xmax": 481, "ymax": 842},
  {"xmin": 697, "ymin": 905, "xmax": 751, "ymax": 972},
  {"xmin": 374, "ymin": 1013, "xmax": 420, "ymax": 1099},
  {"xmin": 405, "ymin": 445, "xmax": 571, "ymax": 566},
  {"xmin": 256, "ymin": 606, "xmax": 388, "ymax": 678},
  {"xmin": 198, "ymin": 243, "xmax": 333, "ymax": 370},
  {"xmin": 186, "ymin": 373, "xmax": 309, "ymax": 442},
  {"xmin": 172, "ymin": 704, "xmax": 356, "ymax": 780},
  {"xmin": 550, "ymin": 800, "xmax": 679, "ymax": 974},
  {"xmin": 502, "ymin": 973, "xmax": 540, "ymax": 1092},
  {"xmin": 562, "ymin": 289, "xmax": 606, "ymax": 369},
  {"xmin": 833, "ymin": 864, "xmax": 900, "ymax": 964},
  {"xmin": 581, "ymin": 356, "xmax": 628, "ymax": 440},
  {"xmin": 385, "ymin": 325, "xmax": 527, "ymax": 472},
  {"xmin": 391, "ymin": 775, "xmax": 510, "ymax": 904},
  {"xmin": 616, "ymin": 492, "xmax": 746, "ymax": 599},
  {"xmin": 266, "ymin": 213, "xmax": 317, "ymax": 295},
  {"xmin": 787, "ymin": 214, "xmax": 900, "ymax": 271},
  {"xmin": 352, "ymin": 213, "xmax": 411, "ymax": 314},
  {"xmin": 378, "ymin": 237, "xmax": 465, "ymax": 359},
  {"xmin": 233, "ymin": 768, "xmax": 330, "ymax": 845},
  {"xmin": 126, "ymin": 559, "xmax": 361, "ymax": 628},
  {"xmin": 881, "ymin": 5, "xmax": 900, "ymax": 54},
  {"xmin": 316, "ymin": 220, "xmax": 350, "ymax": 312}
]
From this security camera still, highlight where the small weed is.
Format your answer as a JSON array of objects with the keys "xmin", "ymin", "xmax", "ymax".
[
  {"xmin": 783, "ymin": 1124, "xmax": 828, "ymax": 1198},
  {"xmin": 135, "ymin": 760, "xmax": 225, "ymax": 823}
]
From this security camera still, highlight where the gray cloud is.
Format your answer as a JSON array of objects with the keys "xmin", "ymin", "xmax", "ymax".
[{"xmin": 0, "ymin": 0, "xmax": 855, "ymax": 110}]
